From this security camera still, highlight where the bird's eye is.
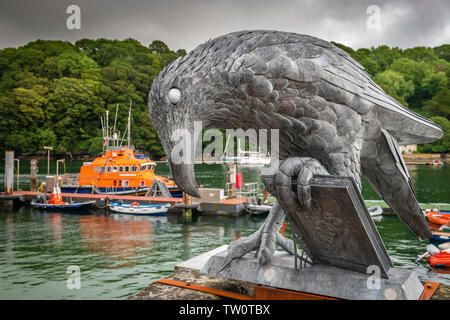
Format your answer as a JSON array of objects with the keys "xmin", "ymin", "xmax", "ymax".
[{"xmin": 168, "ymin": 88, "xmax": 181, "ymax": 104}]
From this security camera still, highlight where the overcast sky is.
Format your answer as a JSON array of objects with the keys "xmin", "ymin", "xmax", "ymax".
[{"xmin": 0, "ymin": 0, "xmax": 449, "ymax": 51}]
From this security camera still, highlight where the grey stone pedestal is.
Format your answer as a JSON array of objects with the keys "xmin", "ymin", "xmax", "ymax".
[{"xmin": 201, "ymin": 247, "xmax": 424, "ymax": 300}]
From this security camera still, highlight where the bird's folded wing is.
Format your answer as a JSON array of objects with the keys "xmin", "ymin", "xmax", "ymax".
[{"xmin": 312, "ymin": 45, "xmax": 443, "ymax": 145}]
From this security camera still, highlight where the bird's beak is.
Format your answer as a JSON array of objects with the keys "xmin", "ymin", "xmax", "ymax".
[
  {"xmin": 167, "ymin": 159, "xmax": 200, "ymax": 198},
  {"xmin": 163, "ymin": 122, "xmax": 200, "ymax": 198}
]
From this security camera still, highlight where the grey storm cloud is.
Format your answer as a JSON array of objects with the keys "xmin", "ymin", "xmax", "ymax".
[{"xmin": 0, "ymin": 0, "xmax": 449, "ymax": 51}]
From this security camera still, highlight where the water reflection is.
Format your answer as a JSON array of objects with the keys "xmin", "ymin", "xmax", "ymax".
[
  {"xmin": 78, "ymin": 215, "xmax": 154, "ymax": 267},
  {"xmin": 49, "ymin": 214, "xmax": 62, "ymax": 242}
]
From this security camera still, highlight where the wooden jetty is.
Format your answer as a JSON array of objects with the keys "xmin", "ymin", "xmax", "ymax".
[
  {"xmin": 2, "ymin": 190, "xmax": 182, "ymax": 204},
  {"xmin": 0, "ymin": 190, "xmax": 250, "ymax": 216},
  {"xmin": 1, "ymin": 151, "xmax": 251, "ymax": 216}
]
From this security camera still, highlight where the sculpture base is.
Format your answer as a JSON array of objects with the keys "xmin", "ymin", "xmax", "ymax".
[{"xmin": 201, "ymin": 247, "xmax": 424, "ymax": 300}]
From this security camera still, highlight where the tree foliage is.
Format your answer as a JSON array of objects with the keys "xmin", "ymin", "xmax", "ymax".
[
  {"xmin": 418, "ymin": 116, "xmax": 450, "ymax": 154},
  {"xmin": 0, "ymin": 38, "xmax": 185, "ymax": 157}
]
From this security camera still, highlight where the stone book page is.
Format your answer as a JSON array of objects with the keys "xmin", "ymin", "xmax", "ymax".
[{"xmin": 290, "ymin": 175, "xmax": 393, "ymax": 277}]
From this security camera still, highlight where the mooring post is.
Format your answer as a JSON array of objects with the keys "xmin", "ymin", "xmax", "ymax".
[
  {"xmin": 43, "ymin": 146, "xmax": 52, "ymax": 176},
  {"xmin": 183, "ymin": 192, "xmax": 192, "ymax": 205},
  {"xmin": 5, "ymin": 151, "xmax": 14, "ymax": 195},
  {"xmin": 56, "ymin": 159, "xmax": 65, "ymax": 189},
  {"xmin": 182, "ymin": 192, "xmax": 193, "ymax": 221},
  {"xmin": 30, "ymin": 159, "xmax": 38, "ymax": 191},
  {"xmin": 14, "ymin": 159, "xmax": 19, "ymax": 191}
]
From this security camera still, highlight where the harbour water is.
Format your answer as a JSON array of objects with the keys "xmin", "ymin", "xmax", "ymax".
[{"xmin": 0, "ymin": 162, "xmax": 449, "ymax": 299}]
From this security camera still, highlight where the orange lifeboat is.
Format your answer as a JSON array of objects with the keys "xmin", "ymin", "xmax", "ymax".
[{"xmin": 60, "ymin": 105, "xmax": 183, "ymax": 197}]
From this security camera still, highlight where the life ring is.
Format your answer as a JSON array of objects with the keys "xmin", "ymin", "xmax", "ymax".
[{"xmin": 130, "ymin": 202, "xmax": 140, "ymax": 207}]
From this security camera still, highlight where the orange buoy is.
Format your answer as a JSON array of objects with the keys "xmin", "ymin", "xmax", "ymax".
[
  {"xmin": 130, "ymin": 202, "xmax": 140, "ymax": 207},
  {"xmin": 48, "ymin": 187, "xmax": 66, "ymax": 205}
]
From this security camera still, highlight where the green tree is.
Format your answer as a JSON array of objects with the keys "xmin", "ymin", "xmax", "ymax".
[
  {"xmin": 403, "ymin": 46, "xmax": 438, "ymax": 63},
  {"xmin": 47, "ymin": 77, "xmax": 108, "ymax": 153},
  {"xmin": 149, "ymin": 40, "xmax": 171, "ymax": 54},
  {"xmin": 13, "ymin": 86, "xmax": 47, "ymax": 126},
  {"xmin": 40, "ymin": 52, "xmax": 98, "ymax": 78},
  {"xmin": 388, "ymin": 58, "xmax": 431, "ymax": 85},
  {"xmin": 421, "ymin": 72, "xmax": 448, "ymax": 97},
  {"xmin": 434, "ymin": 44, "xmax": 450, "ymax": 62},
  {"xmin": 369, "ymin": 45, "xmax": 402, "ymax": 71},
  {"xmin": 373, "ymin": 70, "xmax": 414, "ymax": 106},
  {"xmin": 418, "ymin": 116, "xmax": 450, "ymax": 154},
  {"xmin": 424, "ymin": 89, "xmax": 450, "ymax": 119},
  {"xmin": 352, "ymin": 48, "xmax": 381, "ymax": 76}
]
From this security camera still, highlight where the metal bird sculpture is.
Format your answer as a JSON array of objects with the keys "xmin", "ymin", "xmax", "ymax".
[{"xmin": 149, "ymin": 30, "xmax": 443, "ymax": 267}]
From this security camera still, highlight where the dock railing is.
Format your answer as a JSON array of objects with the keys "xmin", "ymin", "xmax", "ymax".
[
  {"xmin": 242, "ymin": 182, "xmax": 259, "ymax": 198},
  {"xmin": 225, "ymin": 182, "xmax": 236, "ymax": 198},
  {"xmin": 225, "ymin": 182, "xmax": 259, "ymax": 199}
]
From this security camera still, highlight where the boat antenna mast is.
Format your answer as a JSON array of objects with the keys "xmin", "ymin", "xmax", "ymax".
[
  {"xmin": 102, "ymin": 110, "xmax": 110, "ymax": 153},
  {"xmin": 101, "ymin": 103, "xmax": 132, "ymax": 152},
  {"xmin": 127, "ymin": 100, "xmax": 132, "ymax": 148}
]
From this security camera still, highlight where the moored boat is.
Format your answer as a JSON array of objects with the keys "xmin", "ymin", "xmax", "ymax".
[
  {"xmin": 426, "ymin": 160, "xmax": 444, "ymax": 166},
  {"xmin": 425, "ymin": 210, "xmax": 450, "ymax": 231},
  {"xmin": 31, "ymin": 189, "xmax": 95, "ymax": 211},
  {"xmin": 431, "ymin": 233, "xmax": 450, "ymax": 243},
  {"xmin": 60, "ymin": 148, "xmax": 182, "ymax": 197},
  {"xmin": 109, "ymin": 201, "xmax": 170, "ymax": 216},
  {"xmin": 31, "ymin": 200, "xmax": 96, "ymax": 211},
  {"xmin": 426, "ymin": 248, "xmax": 450, "ymax": 270},
  {"xmin": 60, "ymin": 104, "xmax": 182, "ymax": 197},
  {"xmin": 368, "ymin": 205, "xmax": 383, "ymax": 217}
]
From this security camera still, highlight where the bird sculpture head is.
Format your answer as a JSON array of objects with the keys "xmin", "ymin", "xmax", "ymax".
[
  {"xmin": 149, "ymin": 32, "xmax": 254, "ymax": 197},
  {"xmin": 148, "ymin": 46, "xmax": 216, "ymax": 198}
]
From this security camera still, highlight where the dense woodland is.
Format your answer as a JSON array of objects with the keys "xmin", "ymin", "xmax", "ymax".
[{"xmin": 0, "ymin": 38, "xmax": 448, "ymax": 159}]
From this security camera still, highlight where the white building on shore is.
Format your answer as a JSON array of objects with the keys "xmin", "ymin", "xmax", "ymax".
[{"xmin": 400, "ymin": 144, "xmax": 417, "ymax": 154}]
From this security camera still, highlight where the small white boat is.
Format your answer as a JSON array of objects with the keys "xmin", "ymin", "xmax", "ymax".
[
  {"xmin": 222, "ymin": 137, "xmax": 271, "ymax": 166},
  {"xmin": 109, "ymin": 201, "xmax": 170, "ymax": 216},
  {"xmin": 368, "ymin": 205, "xmax": 383, "ymax": 217},
  {"xmin": 239, "ymin": 151, "xmax": 271, "ymax": 166}
]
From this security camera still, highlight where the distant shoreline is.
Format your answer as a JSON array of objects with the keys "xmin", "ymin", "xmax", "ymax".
[{"xmin": 403, "ymin": 154, "xmax": 449, "ymax": 164}]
